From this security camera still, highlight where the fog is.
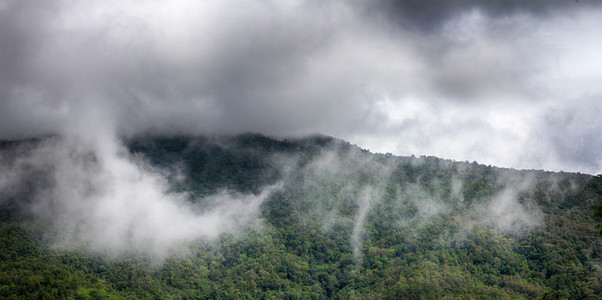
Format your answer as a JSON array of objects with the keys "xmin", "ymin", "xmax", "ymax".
[
  {"xmin": 284, "ymin": 147, "xmax": 550, "ymax": 263},
  {"xmin": 1, "ymin": 135, "xmax": 279, "ymax": 259},
  {"xmin": 351, "ymin": 187, "xmax": 381, "ymax": 262},
  {"xmin": 0, "ymin": 129, "xmax": 575, "ymax": 264}
]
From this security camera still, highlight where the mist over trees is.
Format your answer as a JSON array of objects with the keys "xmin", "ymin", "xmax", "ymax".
[{"xmin": 1, "ymin": 133, "xmax": 601, "ymax": 299}]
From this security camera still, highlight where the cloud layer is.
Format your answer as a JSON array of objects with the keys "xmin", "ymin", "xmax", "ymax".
[{"xmin": 1, "ymin": 0, "xmax": 601, "ymax": 173}]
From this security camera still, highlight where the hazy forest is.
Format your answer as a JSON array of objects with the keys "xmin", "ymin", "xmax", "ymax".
[{"xmin": 1, "ymin": 134, "xmax": 601, "ymax": 299}]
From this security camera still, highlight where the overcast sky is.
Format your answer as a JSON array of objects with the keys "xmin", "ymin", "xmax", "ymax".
[{"xmin": 1, "ymin": 0, "xmax": 601, "ymax": 173}]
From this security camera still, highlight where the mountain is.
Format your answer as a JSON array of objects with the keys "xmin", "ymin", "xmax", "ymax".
[{"xmin": 1, "ymin": 133, "xmax": 601, "ymax": 299}]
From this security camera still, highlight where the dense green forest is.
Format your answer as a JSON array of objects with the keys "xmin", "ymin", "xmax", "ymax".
[{"xmin": 1, "ymin": 134, "xmax": 601, "ymax": 299}]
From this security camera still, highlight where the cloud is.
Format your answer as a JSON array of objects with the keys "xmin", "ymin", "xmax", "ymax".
[
  {"xmin": 0, "ymin": 0, "xmax": 601, "ymax": 173},
  {"xmin": 524, "ymin": 96, "xmax": 602, "ymax": 173}
]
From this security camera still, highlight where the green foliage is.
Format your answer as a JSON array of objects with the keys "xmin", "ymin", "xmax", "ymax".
[
  {"xmin": 1, "ymin": 134, "xmax": 601, "ymax": 299},
  {"xmin": 590, "ymin": 175, "xmax": 602, "ymax": 235}
]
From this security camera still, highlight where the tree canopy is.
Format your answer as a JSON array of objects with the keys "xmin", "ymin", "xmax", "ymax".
[{"xmin": 1, "ymin": 134, "xmax": 601, "ymax": 299}]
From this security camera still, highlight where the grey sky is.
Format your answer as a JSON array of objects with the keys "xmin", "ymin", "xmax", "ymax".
[{"xmin": 1, "ymin": 0, "xmax": 601, "ymax": 173}]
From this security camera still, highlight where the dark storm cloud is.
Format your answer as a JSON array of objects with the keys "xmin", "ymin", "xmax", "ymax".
[
  {"xmin": 365, "ymin": 0, "xmax": 599, "ymax": 32},
  {"xmin": 0, "ymin": 0, "xmax": 601, "ymax": 173},
  {"xmin": 0, "ymin": 2, "xmax": 62, "ymax": 138},
  {"xmin": 362, "ymin": 0, "xmax": 602, "ymax": 103},
  {"xmin": 0, "ymin": 1, "xmax": 358, "ymax": 137}
]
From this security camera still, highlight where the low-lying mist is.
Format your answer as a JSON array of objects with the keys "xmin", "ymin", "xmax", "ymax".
[
  {"xmin": 1, "ymin": 132, "xmax": 584, "ymax": 264},
  {"xmin": 0, "ymin": 135, "xmax": 279, "ymax": 259},
  {"xmin": 278, "ymin": 146, "xmax": 554, "ymax": 263}
]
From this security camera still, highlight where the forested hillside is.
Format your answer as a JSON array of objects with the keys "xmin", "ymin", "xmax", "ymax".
[{"xmin": 1, "ymin": 134, "xmax": 601, "ymax": 299}]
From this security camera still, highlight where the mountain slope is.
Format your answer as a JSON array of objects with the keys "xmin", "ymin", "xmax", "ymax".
[{"xmin": 1, "ymin": 134, "xmax": 601, "ymax": 299}]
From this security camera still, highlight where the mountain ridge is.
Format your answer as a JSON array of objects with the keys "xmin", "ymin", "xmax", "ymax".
[{"xmin": 0, "ymin": 133, "xmax": 601, "ymax": 299}]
